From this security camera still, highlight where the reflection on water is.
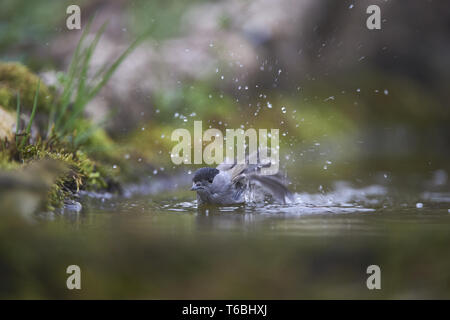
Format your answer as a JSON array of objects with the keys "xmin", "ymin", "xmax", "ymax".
[
  {"xmin": 3, "ymin": 179, "xmax": 450, "ymax": 299},
  {"xmin": 165, "ymin": 181, "xmax": 383, "ymax": 214},
  {"xmin": 77, "ymin": 180, "xmax": 450, "ymax": 238}
]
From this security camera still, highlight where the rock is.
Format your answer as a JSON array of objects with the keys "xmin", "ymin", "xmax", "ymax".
[
  {"xmin": 62, "ymin": 199, "xmax": 82, "ymax": 213},
  {"xmin": 0, "ymin": 105, "xmax": 16, "ymax": 142}
]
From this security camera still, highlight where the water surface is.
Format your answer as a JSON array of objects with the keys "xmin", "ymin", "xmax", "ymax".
[{"xmin": 4, "ymin": 179, "xmax": 449, "ymax": 299}]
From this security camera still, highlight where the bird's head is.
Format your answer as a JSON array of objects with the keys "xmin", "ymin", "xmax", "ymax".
[{"xmin": 190, "ymin": 167, "xmax": 219, "ymax": 193}]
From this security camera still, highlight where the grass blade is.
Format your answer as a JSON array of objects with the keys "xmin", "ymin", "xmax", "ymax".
[
  {"xmin": 20, "ymin": 80, "xmax": 40, "ymax": 149},
  {"xmin": 55, "ymin": 17, "xmax": 94, "ymax": 129},
  {"xmin": 60, "ymin": 33, "xmax": 147, "ymax": 135},
  {"xmin": 15, "ymin": 91, "xmax": 21, "ymax": 144},
  {"xmin": 87, "ymin": 32, "xmax": 147, "ymax": 100}
]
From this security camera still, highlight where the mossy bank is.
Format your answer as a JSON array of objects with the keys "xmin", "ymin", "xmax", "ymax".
[{"xmin": 0, "ymin": 62, "xmax": 122, "ymax": 213}]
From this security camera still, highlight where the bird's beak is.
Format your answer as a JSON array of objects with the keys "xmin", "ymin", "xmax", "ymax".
[
  {"xmin": 190, "ymin": 185, "xmax": 196, "ymax": 191},
  {"xmin": 190, "ymin": 183, "xmax": 201, "ymax": 191}
]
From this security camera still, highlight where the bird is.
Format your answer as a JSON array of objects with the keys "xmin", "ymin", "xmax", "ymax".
[{"xmin": 190, "ymin": 157, "xmax": 293, "ymax": 206}]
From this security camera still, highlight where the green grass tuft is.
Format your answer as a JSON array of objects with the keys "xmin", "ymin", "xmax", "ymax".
[{"xmin": 50, "ymin": 18, "xmax": 147, "ymax": 147}]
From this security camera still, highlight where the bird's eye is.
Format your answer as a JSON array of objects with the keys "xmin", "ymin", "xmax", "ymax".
[{"xmin": 208, "ymin": 179, "xmax": 213, "ymax": 183}]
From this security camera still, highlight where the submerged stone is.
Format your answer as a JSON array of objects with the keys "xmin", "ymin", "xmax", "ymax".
[{"xmin": 63, "ymin": 199, "xmax": 82, "ymax": 213}]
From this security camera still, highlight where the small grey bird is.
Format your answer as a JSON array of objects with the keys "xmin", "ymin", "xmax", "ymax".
[{"xmin": 190, "ymin": 161, "xmax": 292, "ymax": 206}]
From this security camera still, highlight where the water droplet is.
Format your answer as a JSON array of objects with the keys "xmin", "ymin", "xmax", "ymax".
[
  {"xmin": 384, "ymin": 89, "xmax": 389, "ymax": 95},
  {"xmin": 281, "ymin": 106, "xmax": 286, "ymax": 113},
  {"xmin": 267, "ymin": 102, "xmax": 272, "ymax": 109},
  {"xmin": 416, "ymin": 202, "xmax": 423, "ymax": 209}
]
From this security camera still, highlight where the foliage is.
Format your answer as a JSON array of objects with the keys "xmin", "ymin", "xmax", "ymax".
[
  {"xmin": 50, "ymin": 18, "xmax": 146, "ymax": 146},
  {"xmin": 0, "ymin": 134, "xmax": 109, "ymax": 210},
  {"xmin": 0, "ymin": 18, "xmax": 145, "ymax": 210}
]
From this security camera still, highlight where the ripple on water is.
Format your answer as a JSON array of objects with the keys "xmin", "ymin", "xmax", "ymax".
[
  {"xmin": 80, "ymin": 181, "xmax": 450, "ymax": 237},
  {"xmin": 161, "ymin": 182, "xmax": 387, "ymax": 216}
]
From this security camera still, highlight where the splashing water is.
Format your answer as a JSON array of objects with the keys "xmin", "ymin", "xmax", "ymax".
[
  {"xmin": 77, "ymin": 176, "xmax": 450, "ymax": 237},
  {"xmin": 159, "ymin": 181, "xmax": 385, "ymax": 216}
]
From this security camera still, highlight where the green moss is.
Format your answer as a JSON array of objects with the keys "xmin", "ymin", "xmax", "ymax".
[
  {"xmin": 43, "ymin": 147, "xmax": 109, "ymax": 210},
  {"xmin": 0, "ymin": 137, "xmax": 114, "ymax": 210},
  {"xmin": 0, "ymin": 24, "xmax": 136, "ymax": 212},
  {"xmin": 0, "ymin": 62, "xmax": 53, "ymax": 113},
  {"xmin": 0, "ymin": 150, "xmax": 20, "ymax": 171},
  {"xmin": 46, "ymin": 183, "xmax": 67, "ymax": 211},
  {"xmin": 0, "ymin": 86, "xmax": 12, "ymax": 108},
  {"xmin": 22, "ymin": 143, "xmax": 108, "ymax": 190}
]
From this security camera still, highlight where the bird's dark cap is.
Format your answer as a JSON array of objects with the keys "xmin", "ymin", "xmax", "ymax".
[{"xmin": 193, "ymin": 167, "xmax": 219, "ymax": 182}]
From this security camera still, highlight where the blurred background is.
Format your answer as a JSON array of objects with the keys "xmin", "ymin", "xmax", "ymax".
[
  {"xmin": 2, "ymin": 0, "xmax": 449, "ymax": 180},
  {"xmin": 0, "ymin": 0, "xmax": 449, "ymax": 299}
]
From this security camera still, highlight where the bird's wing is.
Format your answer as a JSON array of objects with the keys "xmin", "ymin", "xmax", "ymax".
[
  {"xmin": 216, "ymin": 149, "xmax": 293, "ymax": 203},
  {"xmin": 245, "ymin": 173, "xmax": 292, "ymax": 203},
  {"xmin": 226, "ymin": 163, "xmax": 292, "ymax": 204}
]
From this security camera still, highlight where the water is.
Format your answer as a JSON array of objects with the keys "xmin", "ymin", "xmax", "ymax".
[
  {"xmin": 71, "ymin": 181, "xmax": 450, "ymax": 247},
  {"xmin": 5, "ymin": 179, "xmax": 450, "ymax": 299}
]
